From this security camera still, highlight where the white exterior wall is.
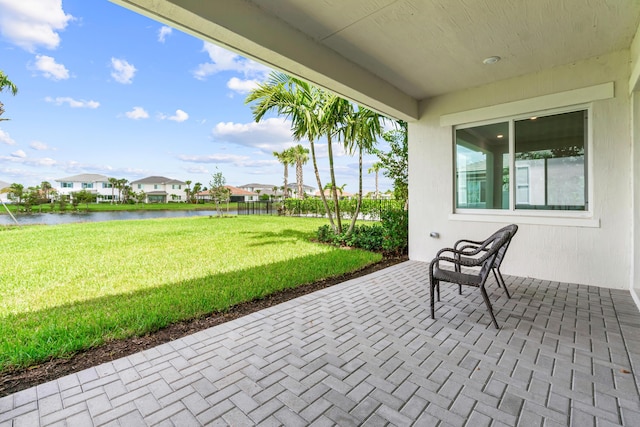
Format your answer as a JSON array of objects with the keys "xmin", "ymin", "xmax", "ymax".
[
  {"xmin": 57, "ymin": 181, "xmax": 114, "ymax": 198},
  {"xmin": 409, "ymin": 50, "xmax": 632, "ymax": 289},
  {"xmin": 134, "ymin": 183, "xmax": 185, "ymax": 202}
]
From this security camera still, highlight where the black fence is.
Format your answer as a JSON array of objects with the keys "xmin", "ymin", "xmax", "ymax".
[
  {"xmin": 237, "ymin": 201, "xmax": 279, "ymax": 215},
  {"xmin": 238, "ymin": 199, "xmax": 403, "ymax": 220}
]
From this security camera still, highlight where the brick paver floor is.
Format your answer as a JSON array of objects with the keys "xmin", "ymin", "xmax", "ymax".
[{"xmin": 1, "ymin": 261, "xmax": 639, "ymax": 426}]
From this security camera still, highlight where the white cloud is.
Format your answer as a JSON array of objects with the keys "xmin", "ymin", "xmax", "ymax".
[
  {"xmin": 212, "ymin": 117, "xmax": 296, "ymax": 152},
  {"xmin": 227, "ymin": 77, "xmax": 260, "ymax": 94},
  {"xmin": 32, "ymin": 55, "xmax": 69, "ymax": 80},
  {"xmin": 184, "ymin": 165, "xmax": 210, "ymax": 174},
  {"xmin": 161, "ymin": 109, "xmax": 189, "ymax": 122},
  {"xmin": 179, "ymin": 153, "xmax": 277, "ymax": 168},
  {"xmin": 157, "ymin": 25, "xmax": 172, "ymax": 43},
  {"xmin": 0, "ymin": 154, "xmax": 57, "ymax": 166},
  {"xmin": 193, "ymin": 42, "xmax": 270, "ymax": 81},
  {"xmin": 125, "ymin": 106, "xmax": 149, "ymax": 120},
  {"xmin": 29, "ymin": 141, "xmax": 50, "ymax": 150},
  {"xmin": 45, "ymin": 96, "xmax": 99, "ymax": 108},
  {"xmin": 110, "ymin": 58, "xmax": 136, "ymax": 84},
  {"xmin": 61, "ymin": 161, "xmax": 147, "ymax": 177},
  {"xmin": 0, "ymin": 129, "xmax": 16, "ymax": 145},
  {"xmin": 0, "ymin": 0, "xmax": 73, "ymax": 52},
  {"xmin": 179, "ymin": 153, "xmax": 248, "ymax": 164}
]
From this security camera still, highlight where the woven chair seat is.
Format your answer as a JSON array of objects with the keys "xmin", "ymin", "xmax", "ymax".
[{"xmin": 432, "ymin": 266, "xmax": 481, "ymax": 287}]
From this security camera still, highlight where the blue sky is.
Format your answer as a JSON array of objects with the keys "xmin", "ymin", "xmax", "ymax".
[{"xmin": 0, "ymin": 0, "xmax": 391, "ymax": 193}]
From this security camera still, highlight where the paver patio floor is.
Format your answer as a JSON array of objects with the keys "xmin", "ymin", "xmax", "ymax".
[{"xmin": 1, "ymin": 261, "xmax": 639, "ymax": 426}]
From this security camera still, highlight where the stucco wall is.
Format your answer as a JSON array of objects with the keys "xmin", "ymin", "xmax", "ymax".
[{"xmin": 409, "ymin": 50, "xmax": 632, "ymax": 289}]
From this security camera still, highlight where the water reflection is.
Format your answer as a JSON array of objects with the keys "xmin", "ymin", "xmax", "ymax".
[{"xmin": 0, "ymin": 210, "xmax": 237, "ymax": 226}]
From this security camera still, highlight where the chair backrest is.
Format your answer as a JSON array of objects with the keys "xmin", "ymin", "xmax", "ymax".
[
  {"xmin": 493, "ymin": 224, "xmax": 518, "ymax": 268},
  {"xmin": 477, "ymin": 230, "xmax": 511, "ymax": 279}
]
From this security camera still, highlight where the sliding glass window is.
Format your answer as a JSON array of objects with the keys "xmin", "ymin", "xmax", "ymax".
[{"xmin": 455, "ymin": 109, "xmax": 588, "ymax": 212}]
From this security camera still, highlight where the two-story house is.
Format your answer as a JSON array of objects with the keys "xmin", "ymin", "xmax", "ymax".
[
  {"xmin": 129, "ymin": 176, "xmax": 186, "ymax": 203},
  {"xmin": 55, "ymin": 174, "xmax": 116, "ymax": 202}
]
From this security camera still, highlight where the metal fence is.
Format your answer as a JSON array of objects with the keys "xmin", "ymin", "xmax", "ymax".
[
  {"xmin": 237, "ymin": 199, "xmax": 402, "ymax": 220},
  {"xmin": 237, "ymin": 201, "xmax": 279, "ymax": 215}
]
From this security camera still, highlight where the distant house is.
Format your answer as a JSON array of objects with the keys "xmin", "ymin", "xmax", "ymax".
[
  {"xmin": 0, "ymin": 180, "xmax": 10, "ymax": 204},
  {"xmin": 55, "ymin": 174, "xmax": 115, "ymax": 202},
  {"xmin": 196, "ymin": 185, "xmax": 259, "ymax": 203},
  {"xmin": 130, "ymin": 176, "xmax": 186, "ymax": 203},
  {"xmin": 238, "ymin": 183, "xmax": 281, "ymax": 199},
  {"xmin": 286, "ymin": 183, "xmax": 315, "ymax": 197},
  {"xmin": 315, "ymin": 189, "xmax": 355, "ymax": 200}
]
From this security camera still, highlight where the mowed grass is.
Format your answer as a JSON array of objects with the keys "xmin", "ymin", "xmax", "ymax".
[{"xmin": 0, "ymin": 216, "xmax": 381, "ymax": 370}]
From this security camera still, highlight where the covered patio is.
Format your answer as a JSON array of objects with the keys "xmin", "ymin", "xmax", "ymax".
[{"xmin": 1, "ymin": 261, "xmax": 639, "ymax": 425}]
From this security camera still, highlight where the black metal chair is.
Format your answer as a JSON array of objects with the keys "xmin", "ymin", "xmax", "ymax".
[
  {"xmin": 453, "ymin": 224, "xmax": 518, "ymax": 298},
  {"xmin": 429, "ymin": 229, "xmax": 512, "ymax": 328}
]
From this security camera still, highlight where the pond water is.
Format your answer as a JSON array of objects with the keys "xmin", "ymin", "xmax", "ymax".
[{"xmin": 0, "ymin": 209, "xmax": 237, "ymax": 226}]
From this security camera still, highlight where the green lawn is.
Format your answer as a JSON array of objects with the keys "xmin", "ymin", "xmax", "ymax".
[{"xmin": 0, "ymin": 216, "xmax": 381, "ymax": 370}]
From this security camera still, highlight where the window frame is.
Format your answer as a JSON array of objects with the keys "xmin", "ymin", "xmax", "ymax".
[{"xmin": 452, "ymin": 104, "xmax": 594, "ymax": 222}]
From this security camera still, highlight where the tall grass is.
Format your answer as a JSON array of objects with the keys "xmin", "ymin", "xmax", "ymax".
[{"xmin": 0, "ymin": 216, "xmax": 381, "ymax": 370}]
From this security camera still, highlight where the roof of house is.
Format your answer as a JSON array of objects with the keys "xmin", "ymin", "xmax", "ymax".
[
  {"xmin": 238, "ymin": 183, "xmax": 278, "ymax": 189},
  {"xmin": 129, "ymin": 176, "xmax": 185, "ymax": 185},
  {"xmin": 55, "ymin": 173, "xmax": 112, "ymax": 183},
  {"xmin": 287, "ymin": 183, "xmax": 314, "ymax": 191},
  {"xmin": 0, "ymin": 180, "xmax": 10, "ymax": 190},
  {"xmin": 197, "ymin": 186, "xmax": 258, "ymax": 197}
]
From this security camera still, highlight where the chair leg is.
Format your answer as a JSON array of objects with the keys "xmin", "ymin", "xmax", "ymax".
[
  {"xmin": 480, "ymin": 285, "xmax": 499, "ymax": 329},
  {"xmin": 437, "ymin": 282, "xmax": 441, "ymax": 302},
  {"xmin": 492, "ymin": 268, "xmax": 503, "ymax": 288},
  {"xmin": 494, "ymin": 268, "xmax": 511, "ymax": 299},
  {"xmin": 430, "ymin": 279, "xmax": 436, "ymax": 319}
]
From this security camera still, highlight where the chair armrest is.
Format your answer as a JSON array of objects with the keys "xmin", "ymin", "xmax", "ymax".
[
  {"xmin": 454, "ymin": 238, "xmax": 484, "ymax": 250},
  {"xmin": 434, "ymin": 248, "xmax": 484, "ymax": 267}
]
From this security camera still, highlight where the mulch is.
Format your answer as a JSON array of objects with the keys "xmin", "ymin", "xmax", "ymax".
[{"xmin": 0, "ymin": 255, "xmax": 407, "ymax": 397}]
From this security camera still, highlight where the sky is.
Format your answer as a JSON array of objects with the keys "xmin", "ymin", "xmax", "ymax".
[{"xmin": 0, "ymin": 0, "xmax": 392, "ymax": 194}]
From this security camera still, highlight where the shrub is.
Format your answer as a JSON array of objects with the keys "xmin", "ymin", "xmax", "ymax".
[{"xmin": 381, "ymin": 209, "xmax": 408, "ymax": 256}]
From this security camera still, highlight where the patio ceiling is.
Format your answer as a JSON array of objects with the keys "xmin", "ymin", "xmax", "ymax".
[{"xmin": 111, "ymin": 0, "xmax": 640, "ymax": 121}]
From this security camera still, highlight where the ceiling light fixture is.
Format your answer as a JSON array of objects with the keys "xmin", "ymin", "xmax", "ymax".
[{"xmin": 483, "ymin": 56, "xmax": 501, "ymax": 65}]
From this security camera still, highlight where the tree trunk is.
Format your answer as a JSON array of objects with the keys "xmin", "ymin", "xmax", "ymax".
[
  {"xmin": 309, "ymin": 138, "xmax": 335, "ymax": 230},
  {"xmin": 296, "ymin": 161, "xmax": 303, "ymax": 199},
  {"xmin": 283, "ymin": 164, "xmax": 289, "ymax": 198},
  {"xmin": 347, "ymin": 145, "xmax": 363, "ymax": 235},
  {"xmin": 327, "ymin": 133, "xmax": 342, "ymax": 233},
  {"xmin": 375, "ymin": 170, "xmax": 379, "ymax": 199}
]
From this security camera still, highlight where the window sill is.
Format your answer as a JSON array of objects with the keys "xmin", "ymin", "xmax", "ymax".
[{"xmin": 448, "ymin": 212, "xmax": 600, "ymax": 228}]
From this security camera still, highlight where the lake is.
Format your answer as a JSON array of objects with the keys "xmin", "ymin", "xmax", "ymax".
[{"xmin": 0, "ymin": 209, "xmax": 238, "ymax": 226}]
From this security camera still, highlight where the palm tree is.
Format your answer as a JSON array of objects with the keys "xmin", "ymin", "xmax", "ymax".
[
  {"xmin": 0, "ymin": 70, "xmax": 18, "ymax": 121},
  {"xmin": 318, "ymin": 95, "xmax": 352, "ymax": 233},
  {"xmin": 192, "ymin": 182, "xmax": 202, "ymax": 203},
  {"xmin": 273, "ymin": 149, "xmax": 293, "ymax": 198},
  {"xmin": 340, "ymin": 106, "xmax": 384, "ymax": 234},
  {"xmin": 368, "ymin": 162, "xmax": 383, "ymax": 200},
  {"xmin": 116, "ymin": 179, "xmax": 128, "ymax": 204},
  {"xmin": 289, "ymin": 144, "xmax": 309, "ymax": 199},
  {"xmin": 40, "ymin": 181, "xmax": 53, "ymax": 202},
  {"xmin": 184, "ymin": 180, "xmax": 192, "ymax": 203},
  {"xmin": 108, "ymin": 177, "xmax": 118, "ymax": 204},
  {"xmin": 247, "ymin": 72, "xmax": 340, "ymax": 232},
  {"xmin": 8, "ymin": 183, "xmax": 24, "ymax": 204}
]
